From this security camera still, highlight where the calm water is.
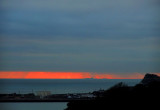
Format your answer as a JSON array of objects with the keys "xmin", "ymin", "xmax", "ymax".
[
  {"xmin": 0, "ymin": 79, "xmax": 141, "ymax": 110},
  {"xmin": 0, "ymin": 102, "xmax": 67, "ymax": 110}
]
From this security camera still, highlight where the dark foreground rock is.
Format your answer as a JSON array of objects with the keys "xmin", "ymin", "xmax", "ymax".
[{"xmin": 65, "ymin": 73, "xmax": 160, "ymax": 110}]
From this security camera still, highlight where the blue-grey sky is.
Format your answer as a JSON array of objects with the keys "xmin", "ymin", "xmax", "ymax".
[{"xmin": 0, "ymin": 0, "xmax": 160, "ymax": 74}]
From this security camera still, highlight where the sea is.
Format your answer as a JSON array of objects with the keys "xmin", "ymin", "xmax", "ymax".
[{"xmin": 0, "ymin": 79, "xmax": 141, "ymax": 110}]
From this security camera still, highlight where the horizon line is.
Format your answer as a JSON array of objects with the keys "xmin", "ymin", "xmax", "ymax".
[{"xmin": 0, "ymin": 71, "xmax": 159, "ymax": 79}]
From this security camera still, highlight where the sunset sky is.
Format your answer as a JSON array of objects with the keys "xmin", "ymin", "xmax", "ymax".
[
  {"xmin": 0, "ymin": 71, "xmax": 147, "ymax": 79},
  {"xmin": 0, "ymin": 0, "xmax": 160, "ymax": 79}
]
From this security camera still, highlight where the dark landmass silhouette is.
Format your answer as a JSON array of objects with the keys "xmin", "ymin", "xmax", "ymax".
[
  {"xmin": 141, "ymin": 73, "xmax": 160, "ymax": 85},
  {"xmin": 65, "ymin": 73, "xmax": 160, "ymax": 110}
]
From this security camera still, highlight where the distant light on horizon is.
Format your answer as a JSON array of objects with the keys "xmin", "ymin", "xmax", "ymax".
[{"xmin": 0, "ymin": 71, "xmax": 157, "ymax": 79}]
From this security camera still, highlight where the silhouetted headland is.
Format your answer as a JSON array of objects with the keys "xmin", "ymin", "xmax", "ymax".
[{"xmin": 65, "ymin": 73, "xmax": 160, "ymax": 110}]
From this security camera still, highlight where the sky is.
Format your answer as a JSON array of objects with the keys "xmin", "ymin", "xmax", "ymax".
[{"xmin": 0, "ymin": 0, "xmax": 160, "ymax": 78}]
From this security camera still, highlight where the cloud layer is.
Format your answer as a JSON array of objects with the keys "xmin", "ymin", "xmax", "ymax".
[{"xmin": 0, "ymin": 0, "xmax": 160, "ymax": 74}]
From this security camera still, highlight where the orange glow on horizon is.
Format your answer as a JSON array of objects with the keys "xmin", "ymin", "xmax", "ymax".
[
  {"xmin": 0, "ymin": 71, "xmax": 152, "ymax": 79},
  {"xmin": 25, "ymin": 72, "xmax": 91, "ymax": 79}
]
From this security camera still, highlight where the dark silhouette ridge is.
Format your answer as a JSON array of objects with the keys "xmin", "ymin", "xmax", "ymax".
[
  {"xmin": 141, "ymin": 73, "xmax": 160, "ymax": 85},
  {"xmin": 65, "ymin": 73, "xmax": 160, "ymax": 110}
]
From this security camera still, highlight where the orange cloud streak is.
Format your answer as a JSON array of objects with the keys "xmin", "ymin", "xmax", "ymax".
[
  {"xmin": 0, "ymin": 71, "xmax": 158, "ymax": 79},
  {"xmin": 25, "ymin": 72, "xmax": 91, "ymax": 79},
  {"xmin": 91, "ymin": 73, "xmax": 145, "ymax": 79}
]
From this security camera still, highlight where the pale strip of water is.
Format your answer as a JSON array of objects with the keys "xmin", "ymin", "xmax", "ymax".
[{"xmin": 0, "ymin": 102, "xmax": 67, "ymax": 110}]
